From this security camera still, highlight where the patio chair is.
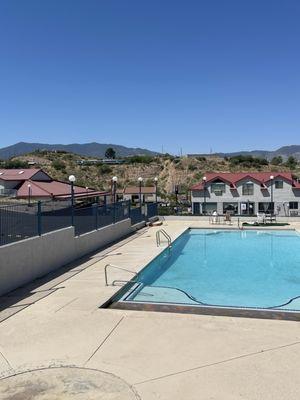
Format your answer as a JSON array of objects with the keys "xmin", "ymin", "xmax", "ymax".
[{"xmin": 256, "ymin": 213, "xmax": 265, "ymax": 224}]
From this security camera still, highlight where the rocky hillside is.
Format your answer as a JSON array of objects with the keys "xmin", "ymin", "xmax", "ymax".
[{"xmin": 3, "ymin": 151, "xmax": 300, "ymax": 198}]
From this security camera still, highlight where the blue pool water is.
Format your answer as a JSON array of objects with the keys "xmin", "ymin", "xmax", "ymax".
[{"xmin": 121, "ymin": 229, "xmax": 300, "ymax": 311}]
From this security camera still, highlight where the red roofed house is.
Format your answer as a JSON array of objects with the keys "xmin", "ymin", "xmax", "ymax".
[
  {"xmin": 0, "ymin": 168, "xmax": 109, "ymax": 201},
  {"xmin": 190, "ymin": 172, "xmax": 300, "ymax": 216},
  {"xmin": 116, "ymin": 186, "xmax": 158, "ymax": 204}
]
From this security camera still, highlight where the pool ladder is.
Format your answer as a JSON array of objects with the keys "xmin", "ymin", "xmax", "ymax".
[
  {"xmin": 156, "ymin": 229, "xmax": 172, "ymax": 248},
  {"xmin": 104, "ymin": 263, "xmax": 137, "ymax": 286}
]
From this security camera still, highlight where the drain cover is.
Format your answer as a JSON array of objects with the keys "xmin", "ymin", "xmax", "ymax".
[{"xmin": 0, "ymin": 367, "xmax": 139, "ymax": 400}]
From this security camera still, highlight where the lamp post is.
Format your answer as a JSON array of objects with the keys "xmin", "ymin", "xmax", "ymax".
[
  {"xmin": 27, "ymin": 183, "xmax": 31, "ymax": 206},
  {"xmin": 138, "ymin": 177, "xmax": 143, "ymax": 210},
  {"xmin": 154, "ymin": 177, "xmax": 158, "ymax": 203},
  {"xmin": 69, "ymin": 175, "xmax": 76, "ymax": 226},
  {"xmin": 270, "ymin": 175, "xmax": 274, "ymax": 215},
  {"xmin": 112, "ymin": 176, "xmax": 118, "ymax": 203},
  {"xmin": 202, "ymin": 176, "xmax": 207, "ymax": 215}
]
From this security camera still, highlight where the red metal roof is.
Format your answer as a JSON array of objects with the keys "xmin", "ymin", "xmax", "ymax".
[
  {"xmin": 0, "ymin": 168, "xmax": 43, "ymax": 180},
  {"xmin": 17, "ymin": 179, "xmax": 109, "ymax": 199},
  {"xmin": 191, "ymin": 172, "xmax": 299, "ymax": 190}
]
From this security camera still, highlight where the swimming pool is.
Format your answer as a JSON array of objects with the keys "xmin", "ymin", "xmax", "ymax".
[{"xmin": 108, "ymin": 229, "xmax": 300, "ymax": 319}]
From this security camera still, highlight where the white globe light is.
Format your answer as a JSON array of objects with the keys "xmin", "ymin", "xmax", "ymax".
[
  {"xmin": 138, "ymin": 177, "xmax": 143, "ymax": 182},
  {"xmin": 154, "ymin": 177, "xmax": 158, "ymax": 182},
  {"xmin": 270, "ymin": 175, "xmax": 274, "ymax": 180},
  {"xmin": 112, "ymin": 176, "xmax": 118, "ymax": 182},
  {"xmin": 203, "ymin": 176, "xmax": 207, "ymax": 181},
  {"xmin": 68, "ymin": 175, "xmax": 76, "ymax": 182}
]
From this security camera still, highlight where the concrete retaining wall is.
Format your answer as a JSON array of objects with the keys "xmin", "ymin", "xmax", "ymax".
[{"xmin": 0, "ymin": 219, "xmax": 134, "ymax": 296}]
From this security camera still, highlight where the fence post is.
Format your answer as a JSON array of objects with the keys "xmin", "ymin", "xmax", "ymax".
[
  {"xmin": 93, "ymin": 203, "xmax": 98, "ymax": 230},
  {"xmin": 113, "ymin": 202, "xmax": 116, "ymax": 224},
  {"xmin": 37, "ymin": 201, "xmax": 42, "ymax": 236}
]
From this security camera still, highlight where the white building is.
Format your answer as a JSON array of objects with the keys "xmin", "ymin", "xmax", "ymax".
[{"xmin": 191, "ymin": 172, "xmax": 300, "ymax": 216}]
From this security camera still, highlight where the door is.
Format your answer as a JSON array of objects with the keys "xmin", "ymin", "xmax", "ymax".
[
  {"xmin": 193, "ymin": 202, "xmax": 200, "ymax": 215},
  {"xmin": 240, "ymin": 202, "xmax": 255, "ymax": 215}
]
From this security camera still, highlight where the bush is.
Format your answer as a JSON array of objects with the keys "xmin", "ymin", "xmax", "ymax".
[
  {"xmin": 271, "ymin": 156, "xmax": 283, "ymax": 165},
  {"xmin": 188, "ymin": 164, "xmax": 197, "ymax": 171},
  {"xmin": 1, "ymin": 160, "xmax": 28, "ymax": 169},
  {"xmin": 285, "ymin": 156, "xmax": 297, "ymax": 169},
  {"xmin": 99, "ymin": 164, "xmax": 113, "ymax": 174},
  {"xmin": 52, "ymin": 160, "xmax": 66, "ymax": 171},
  {"xmin": 229, "ymin": 155, "xmax": 268, "ymax": 168},
  {"xmin": 126, "ymin": 155, "xmax": 154, "ymax": 164}
]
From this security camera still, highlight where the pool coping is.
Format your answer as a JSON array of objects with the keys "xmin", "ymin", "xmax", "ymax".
[{"xmin": 108, "ymin": 301, "xmax": 300, "ymax": 321}]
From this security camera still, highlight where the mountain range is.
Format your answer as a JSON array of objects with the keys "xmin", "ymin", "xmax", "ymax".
[
  {"xmin": 0, "ymin": 142, "xmax": 158, "ymax": 159},
  {"xmin": 201, "ymin": 145, "xmax": 300, "ymax": 160},
  {"xmin": 1, "ymin": 142, "xmax": 300, "ymax": 161}
]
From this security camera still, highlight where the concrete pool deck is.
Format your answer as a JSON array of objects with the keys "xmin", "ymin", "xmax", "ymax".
[{"xmin": 1, "ymin": 219, "xmax": 300, "ymax": 399}]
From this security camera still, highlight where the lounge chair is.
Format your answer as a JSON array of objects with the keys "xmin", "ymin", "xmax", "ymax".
[{"xmin": 256, "ymin": 213, "xmax": 266, "ymax": 224}]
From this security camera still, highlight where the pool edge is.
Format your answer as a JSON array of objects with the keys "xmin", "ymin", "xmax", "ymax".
[{"xmin": 109, "ymin": 301, "xmax": 300, "ymax": 321}]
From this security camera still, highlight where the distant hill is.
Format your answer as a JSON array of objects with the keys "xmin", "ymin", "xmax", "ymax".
[
  {"xmin": 0, "ymin": 142, "xmax": 159, "ymax": 160},
  {"xmin": 197, "ymin": 145, "xmax": 300, "ymax": 161}
]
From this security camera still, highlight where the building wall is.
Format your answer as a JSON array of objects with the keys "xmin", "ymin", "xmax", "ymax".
[
  {"xmin": 0, "ymin": 179, "xmax": 21, "ymax": 190},
  {"xmin": 0, "ymin": 219, "xmax": 136, "ymax": 296},
  {"xmin": 121, "ymin": 193, "xmax": 156, "ymax": 203},
  {"xmin": 191, "ymin": 178, "xmax": 300, "ymax": 216}
]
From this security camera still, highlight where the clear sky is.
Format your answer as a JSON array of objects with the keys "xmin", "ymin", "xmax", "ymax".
[{"xmin": 0, "ymin": 0, "xmax": 300, "ymax": 154}]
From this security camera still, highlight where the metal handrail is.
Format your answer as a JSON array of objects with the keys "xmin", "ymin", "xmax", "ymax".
[
  {"xmin": 156, "ymin": 229, "xmax": 172, "ymax": 247},
  {"xmin": 104, "ymin": 263, "xmax": 137, "ymax": 286}
]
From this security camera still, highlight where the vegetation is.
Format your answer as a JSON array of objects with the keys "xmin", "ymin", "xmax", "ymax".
[
  {"xmin": 4, "ymin": 150, "xmax": 300, "ymax": 197},
  {"xmin": 52, "ymin": 160, "xmax": 66, "ymax": 171},
  {"xmin": 126, "ymin": 155, "xmax": 155, "ymax": 164},
  {"xmin": 0, "ymin": 159, "xmax": 29, "ymax": 169},
  {"xmin": 285, "ymin": 156, "xmax": 298, "ymax": 169},
  {"xmin": 99, "ymin": 164, "xmax": 113, "ymax": 174},
  {"xmin": 105, "ymin": 147, "xmax": 116, "ymax": 159},
  {"xmin": 271, "ymin": 156, "xmax": 283, "ymax": 165},
  {"xmin": 229, "ymin": 155, "xmax": 268, "ymax": 168}
]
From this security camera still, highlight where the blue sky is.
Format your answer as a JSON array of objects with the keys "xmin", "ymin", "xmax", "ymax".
[{"xmin": 0, "ymin": 0, "xmax": 300, "ymax": 154}]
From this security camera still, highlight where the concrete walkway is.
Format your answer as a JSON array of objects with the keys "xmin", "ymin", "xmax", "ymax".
[{"xmin": 1, "ymin": 220, "xmax": 300, "ymax": 399}]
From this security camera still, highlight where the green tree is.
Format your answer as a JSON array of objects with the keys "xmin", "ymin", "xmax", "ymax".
[
  {"xmin": 105, "ymin": 147, "xmax": 116, "ymax": 159},
  {"xmin": 271, "ymin": 156, "xmax": 283, "ymax": 165},
  {"xmin": 285, "ymin": 156, "xmax": 297, "ymax": 169}
]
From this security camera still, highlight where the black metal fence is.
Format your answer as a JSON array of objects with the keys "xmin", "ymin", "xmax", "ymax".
[
  {"xmin": 74, "ymin": 201, "xmax": 131, "ymax": 236},
  {"xmin": 146, "ymin": 203, "xmax": 158, "ymax": 219},
  {"xmin": 0, "ymin": 200, "xmax": 158, "ymax": 246}
]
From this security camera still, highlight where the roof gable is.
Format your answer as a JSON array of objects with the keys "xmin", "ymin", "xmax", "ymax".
[{"xmin": 191, "ymin": 171, "xmax": 295, "ymax": 190}]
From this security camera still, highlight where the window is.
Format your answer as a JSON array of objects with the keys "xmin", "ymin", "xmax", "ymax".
[
  {"xmin": 242, "ymin": 183, "xmax": 254, "ymax": 195},
  {"xmin": 223, "ymin": 202, "xmax": 238, "ymax": 215},
  {"xmin": 289, "ymin": 202, "xmax": 298, "ymax": 210},
  {"xmin": 275, "ymin": 180, "xmax": 283, "ymax": 189},
  {"xmin": 258, "ymin": 202, "xmax": 274, "ymax": 213},
  {"xmin": 211, "ymin": 183, "xmax": 225, "ymax": 195}
]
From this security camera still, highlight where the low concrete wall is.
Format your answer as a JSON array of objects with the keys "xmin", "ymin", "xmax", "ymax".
[{"xmin": 0, "ymin": 219, "xmax": 134, "ymax": 296}]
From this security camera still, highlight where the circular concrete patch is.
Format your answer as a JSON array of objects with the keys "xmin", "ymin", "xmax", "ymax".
[{"xmin": 0, "ymin": 367, "xmax": 139, "ymax": 400}]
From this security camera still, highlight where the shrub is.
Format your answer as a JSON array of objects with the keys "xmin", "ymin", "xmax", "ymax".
[
  {"xmin": 2, "ymin": 160, "xmax": 28, "ymax": 169},
  {"xmin": 52, "ymin": 160, "xmax": 66, "ymax": 171},
  {"xmin": 271, "ymin": 156, "xmax": 283, "ymax": 165},
  {"xmin": 99, "ymin": 164, "xmax": 113, "ymax": 174},
  {"xmin": 126, "ymin": 155, "xmax": 154, "ymax": 164},
  {"xmin": 285, "ymin": 156, "xmax": 297, "ymax": 169}
]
